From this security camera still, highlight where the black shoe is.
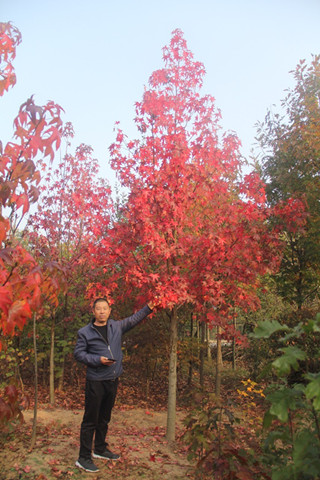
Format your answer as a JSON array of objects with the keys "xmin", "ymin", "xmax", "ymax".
[
  {"xmin": 92, "ymin": 448, "xmax": 120, "ymax": 460},
  {"xmin": 75, "ymin": 457, "xmax": 99, "ymax": 472}
]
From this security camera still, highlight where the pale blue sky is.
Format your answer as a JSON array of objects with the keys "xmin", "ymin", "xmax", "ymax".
[{"xmin": 1, "ymin": 0, "xmax": 319, "ymax": 186}]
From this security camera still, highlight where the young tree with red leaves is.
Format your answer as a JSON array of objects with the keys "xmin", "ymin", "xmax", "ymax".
[
  {"xmin": 26, "ymin": 126, "xmax": 112, "ymax": 403},
  {"xmin": 0, "ymin": 23, "xmax": 63, "ymax": 346},
  {"xmin": 0, "ymin": 22, "xmax": 63, "ymax": 428},
  {"xmin": 99, "ymin": 30, "xmax": 280, "ymax": 441}
]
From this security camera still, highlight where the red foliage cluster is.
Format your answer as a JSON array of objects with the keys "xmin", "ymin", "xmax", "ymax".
[
  {"xmin": 272, "ymin": 196, "xmax": 308, "ymax": 233},
  {"xmin": 98, "ymin": 29, "xmax": 281, "ymax": 331},
  {"xmin": 0, "ymin": 384, "xmax": 29, "ymax": 425},
  {"xmin": 0, "ymin": 24, "xmax": 63, "ymax": 344},
  {"xmin": 0, "ymin": 22, "xmax": 21, "ymax": 95}
]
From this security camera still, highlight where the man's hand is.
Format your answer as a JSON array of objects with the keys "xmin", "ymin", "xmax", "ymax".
[
  {"xmin": 100, "ymin": 356, "xmax": 116, "ymax": 365},
  {"xmin": 147, "ymin": 297, "xmax": 161, "ymax": 310}
]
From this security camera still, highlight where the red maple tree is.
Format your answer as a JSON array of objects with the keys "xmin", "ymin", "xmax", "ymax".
[
  {"xmin": 0, "ymin": 23, "xmax": 63, "ymax": 344},
  {"xmin": 26, "ymin": 124, "xmax": 113, "ymax": 402},
  {"xmin": 27, "ymin": 124, "xmax": 112, "ymax": 267},
  {"xmin": 26, "ymin": 123, "xmax": 113, "ymax": 314},
  {"xmin": 97, "ymin": 30, "xmax": 280, "ymax": 440}
]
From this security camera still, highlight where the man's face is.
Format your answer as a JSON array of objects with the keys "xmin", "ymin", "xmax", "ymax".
[{"xmin": 93, "ymin": 300, "xmax": 111, "ymax": 324}]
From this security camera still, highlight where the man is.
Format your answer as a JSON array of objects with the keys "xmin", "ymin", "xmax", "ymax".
[{"xmin": 74, "ymin": 297, "xmax": 155, "ymax": 473}]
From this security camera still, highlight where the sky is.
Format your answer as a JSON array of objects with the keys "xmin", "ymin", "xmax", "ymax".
[{"xmin": 1, "ymin": 0, "xmax": 320, "ymax": 187}]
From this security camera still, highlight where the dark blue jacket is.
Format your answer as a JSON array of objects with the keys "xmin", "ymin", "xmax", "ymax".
[{"xmin": 74, "ymin": 305, "xmax": 152, "ymax": 381}]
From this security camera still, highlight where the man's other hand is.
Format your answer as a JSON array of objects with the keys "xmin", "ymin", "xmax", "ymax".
[{"xmin": 100, "ymin": 356, "xmax": 116, "ymax": 365}]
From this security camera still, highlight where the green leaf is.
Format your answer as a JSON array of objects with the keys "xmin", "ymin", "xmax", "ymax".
[
  {"xmin": 293, "ymin": 429, "xmax": 320, "ymax": 475},
  {"xmin": 272, "ymin": 346, "xmax": 306, "ymax": 376},
  {"xmin": 251, "ymin": 320, "xmax": 289, "ymax": 339},
  {"xmin": 303, "ymin": 318, "xmax": 320, "ymax": 334},
  {"xmin": 272, "ymin": 466, "xmax": 294, "ymax": 480},
  {"xmin": 280, "ymin": 323, "xmax": 303, "ymax": 341},
  {"xmin": 262, "ymin": 410, "xmax": 274, "ymax": 429},
  {"xmin": 305, "ymin": 373, "xmax": 320, "ymax": 410},
  {"xmin": 267, "ymin": 387, "xmax": 302, "ymax": 422}
]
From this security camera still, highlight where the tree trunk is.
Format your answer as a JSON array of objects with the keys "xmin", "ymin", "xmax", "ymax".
[
  {"xmin": 187, "ymin": 312, "xmax": 194, "ymax": 386},
  {"xmin": 199, "ymin": 321, "xmax": 206, "ymax": 388},
  {"xmin": 30, "ymin": 313, "xmax": 38, "ymax": 450},
  {"xmin": 152, "ymin": 357, "xmax": 158, "ymax": 381},
  {"xmin": 206, "ymin": 324, "xmax": 212, "ymax": 361},
  {"xmin": 215, "ymin": 325, "xmax": 223, "ymax": 397},
  {"xmin": 58, "ymin": 322, "xmax": 67, "ymax": 392},
  {"xmin": 197, "ymin": 320, "xmax": 200, "ymax": 350},
  {"xmin": 58, "ymin": 294, "xmax": 69, "ymax": 391},
  {"xmin": 166, "ymin": 307, "xmax": 178, "ymax": 443},
  {"xmin": 232, "ymin": 316, "xmax": 236, "ymax": 370},
  {"xmin": 58, "ymin": 358, "xmax": 65, "ymax": 391},
  {"xmin": 15, "ymin": 336, "xmax": 24, "ymax": 391},
  {"xmin": 49, "ymin": 315, "xmax": 55, "ymax": 405}
]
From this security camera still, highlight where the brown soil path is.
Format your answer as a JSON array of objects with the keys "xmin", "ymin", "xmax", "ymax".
[{"xmin": 0, "ymin": 407, "xmax": 194, "ymax": 480}]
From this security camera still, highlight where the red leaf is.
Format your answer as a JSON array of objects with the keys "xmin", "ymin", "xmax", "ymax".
[
  {"xmin": 15, "ymin": 192, "xmax": 29, "ymax": 215},
  {"xmin": 5, "ymin": 384, "xmax": 18, "ymax": 402},
  {"xmin": 0, "ymin": 398, "xmax": 12, "ymax": 421}
]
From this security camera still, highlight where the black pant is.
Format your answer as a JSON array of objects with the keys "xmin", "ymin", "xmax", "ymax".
[{"xmin": 79, "ymin": 378, "xmax": 119, "ymax": 460}]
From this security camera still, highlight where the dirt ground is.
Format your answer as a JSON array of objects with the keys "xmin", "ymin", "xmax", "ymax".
[{"xmin": 0, "ymin": 406, "xmax": 194, "ymax": 480}]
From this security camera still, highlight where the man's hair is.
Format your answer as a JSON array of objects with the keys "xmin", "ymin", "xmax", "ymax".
[{"xmin": 93, "ymin": 297, "xmax": 110, "ymax": 308}]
